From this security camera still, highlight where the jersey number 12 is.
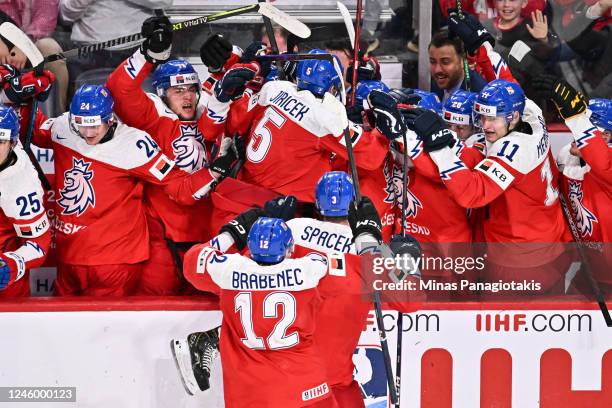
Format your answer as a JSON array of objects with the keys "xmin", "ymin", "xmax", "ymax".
[{"xmin": 235, "ymin": 291, "xmax": 299, "ymax": 350}]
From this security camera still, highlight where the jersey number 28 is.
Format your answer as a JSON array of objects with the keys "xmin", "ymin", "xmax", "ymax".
[{"xmin": 235, "ymin": 291, "xmax": 299, "ymax": 350}]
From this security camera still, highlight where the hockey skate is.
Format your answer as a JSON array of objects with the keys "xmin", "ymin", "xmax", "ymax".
[{"xmin": 171, "ymin": 327, "xmax": 220, "ymax": 395}]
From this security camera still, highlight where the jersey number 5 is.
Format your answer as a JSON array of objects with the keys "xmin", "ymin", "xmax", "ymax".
[
  {"xmin": 235, "ymin": 291, "xmax": 299, "ymax": 350},
  {"xmin": 247, "ymin": 108, "xmax": 286, "ymax": 163}
]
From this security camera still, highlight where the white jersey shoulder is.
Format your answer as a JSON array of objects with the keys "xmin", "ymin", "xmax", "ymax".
[
  {"xmin": 51, "ymin": 113, "xmax": 164, "ymax": 170},
  {"xmin": 486, "ymin": 99, "xmax": 550, "ymax": 174},
  {"xmin": 256, "ymin": 80, "xmax": 347, "ymax": 137},
  {"xmin": 287, "ymin": 218, "xmax": 355, "ymax": 254},
  {"xmin": 557, "ymin": 143, "xmax": 589, "ymax": 180},
  {"xmin": 197, "ymin": 247, "xmax": 329, "ymax": 292},
  {"xmin": 0, "ymin": 144, "xmax": 46, "ymax": 220}
]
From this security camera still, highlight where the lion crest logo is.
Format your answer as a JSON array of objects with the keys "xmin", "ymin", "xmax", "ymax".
[
  {"xmin": 172, "ymin": 125, "xmax": 207, "ymax": 173},
  {"xmin": 383, "ymin": 161, "xmax": 422, "ymax": 218},
  {"xmin": 58, "ymin": 158, "xmax": 95, "ymax": 216},
  {"xmin": 568, "ymin": 179, "xmax": 598, "ymax": 238}
]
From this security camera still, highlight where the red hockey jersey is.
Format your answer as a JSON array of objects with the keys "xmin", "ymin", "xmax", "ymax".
[
  {"xmin": 204, "ymin": 80, "xmax": 390, "ymax": 202},
  {"xmin": 106, "ymin": 50, "xmax": 219, "ymax": 242},
  {"xmin": 428, "ymin": 100, "xmax": 571, "ymax": 267},
  {"xmin": 183, "ymin": 241, "xmax": 365, "ymax": 407},
  {"xmin": 0, "ymin": 144, "xmax": 51, "ymax": 287},
  {"xmin": 32, "ymin": 113, "xmax": 217, "ymax": 265},
  {"xmin": 558, "ymin": 114, "xmax": 612, "ymax": 283},
  {"xmin": 287, "ymin": 217, "xmax": 371, "ymax": 388}
]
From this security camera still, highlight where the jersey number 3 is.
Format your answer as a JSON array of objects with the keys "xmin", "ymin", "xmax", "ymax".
[
  {"xmin": 247, "ymin": 108, "xmax": 286, "ymax": 163},
  {"xmin": 235, "ymin": 291, "xmax": 299, "ymax": 350}
]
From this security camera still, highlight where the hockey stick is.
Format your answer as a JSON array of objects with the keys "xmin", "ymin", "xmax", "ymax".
[
  {"xmin": 394, "ymin": 129, "xmax": 410, "ymax": 408},
  {"xmin": 337, "ymin": 2, "xmax": 356, "ymax": 49},
  {"xmin": 350, "ymin": 0, "xmax": 363, "ymax": 107},
  {"xmin": 0, "ymin": 23, "xmax": 52, "ymax": 191},
  {"xmin": 258, "ymin": 0, "xmax": 286, "ymax": 80},
  {"xmin": 456, "ymin": 0, "xmax": 471, "ymax": 91},
  {"xmin": 558, "ymin": 194, "xmax": 612, "ymax": 327},
  {"xmin": 43, "ymin": 3, "xmax": 310, "ymax": 63}
]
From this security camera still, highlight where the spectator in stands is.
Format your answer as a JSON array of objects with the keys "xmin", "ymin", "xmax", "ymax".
[
  {"xmin": 59, "ymin": 0, "xmax": 172, "ymax": 94},
  {"xmin": 554, "ymin": 0, "xmax": 612, "ymax": 98},
  {"xmin": 482, "ymin": 0, "xmax": 559, "ymax": 62},
  {"xmin": 0, "ymin": 6, "xmax": 69, "ymax": 111},
  {"xmin": 428, "ymin": 30, "xmax": 488, "ymax": 101}
]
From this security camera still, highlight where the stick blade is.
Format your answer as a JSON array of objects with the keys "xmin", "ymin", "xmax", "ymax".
[
  {"xmin": 0, "ymin": 22, "xmax": 44, "ymax": 67},
  {"xmin": 337, "ymin": 1, "xmax": 355, "ymax": 48},
  {"xmin": 258, "ymin": 3, "xmax": 311, "ymax": 39}
]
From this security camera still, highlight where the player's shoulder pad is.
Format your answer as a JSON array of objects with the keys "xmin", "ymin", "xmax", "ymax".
[
  {"xmin": 0, "ymin": 145, "xmax": 47, "ymax": 225},
  {"xmin": 257, "ymin": 80, "xmax": 347, "ymax": 137},
  {"xmin": 486, "ymin": 127, "xmax": 550, "ymax": 174},
  {"xmin": 51, "ymin": 115, "xmax": 165, "ymax": 170}
]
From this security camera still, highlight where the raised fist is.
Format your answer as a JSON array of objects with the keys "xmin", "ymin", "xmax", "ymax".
[
  {"xmin": 346, "ymin": 55, "xmax": 381, "ymax": 83},
  {"xmin": 447, "ymin": 8, "xmax": 495, "ymax": 54},
  {"xmin": 140, "ymin": 16, "xmax": 173, "ymax": 64},
  {"xmin": 200, "ymin": 34, "xmax": 233, "ymax": 73},
  {"xmin": 0, "ymin": 64, "xmax": 19, "ymax": 85},
  {"xmin": 219, "ymin": 208, "xmax": 266, "ymax": 250}
]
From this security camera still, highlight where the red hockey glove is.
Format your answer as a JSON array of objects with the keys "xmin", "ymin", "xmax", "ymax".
[{"xmin": 4, "ymin": 70, "xmax": 55, "ymax": 104}]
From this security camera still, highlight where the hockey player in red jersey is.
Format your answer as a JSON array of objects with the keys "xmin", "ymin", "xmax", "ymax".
[
  {"xmin": 105, "ymin": 16, "xmax": 229, "ymax": 294},
  {"xmin": 538, "ymin": 79, "xmax": 612, "ymax": 293},
  {"xmin": 30, "ymin": 85, "xmax": 241, "ymax": 296},
  {"xmin": 402, "ymin": 79, "xmax": 572, "ymax": 294},
  {"xmin": 0, "ymin": 106, "xmax": 50, "ymax": 297},
  {"xmin": 201, "ymin": 46, "xmax": 390, "ymax": 203},
  {"xmin": 177, "ymin": 194, "xmax": 386, "ymax": 407}
]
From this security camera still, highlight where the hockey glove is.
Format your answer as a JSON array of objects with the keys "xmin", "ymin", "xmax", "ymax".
[
  {"xmin": 347, "ymin": 104, "xmax": 365, "ymax": 124},
  {"xmin": 0, "ymin": 254, "xmax": 14, "ymax": 290},
  {"xmin": 348, "ymin": 196, "xmax": 383, "ymax": 242},
  {"xmin": 533, "ymin": 74, "xmax": 588, "ymax": 120},
  {"xmin": 200, "ymin": 34, "xmax": 233, "ymax": 73},
  {"xmin": 240, "ymin": 41, "xmax": 271, "ymax": 79},
  {"xmin": 213, "ymin": 63, "xmax": 259, "ymax": 103},
  {"xmin": 447, "ymin": 8, "xmax": 495, "ymax": 55},
  {"xmin": 4, "ymin": 70, "xmax": 55, "ymax": 103},
  {"xmin": 209, "ymin": 135, "xmax": 245, "ymax": 178},
  {"xmin": 264, "ymin": 195, "xmax": 298, "ymax": 221},
  {"xmin": 346, "ymin": 55, "xmax": 382, "ymax": 83},
  {"xmin": 140, "ymin": 16, "xmax": 173, "ymax": 64},
  {"xmin": 0, "ymin": 64, "xmax": 19, "ymax": 85},
  {"xmin": 281, "ymin": 57, "xmax": 298, "ymax": 83},
  {"xmin": 219, "ymin": 208, "xmax": 266, "ymax": 250},
  {"xmin": 367, "ymin": 90, "xmax": 407, "ymax": 140},
  {"xmin": 387, "ymin": 234, "xmax": 422, "ymax": 280},
  {"xmin": 402, "ymin": 108, "xmax": 454, "ymax": 152},
  {"xmin": 389, "ymin": 88, "xmax": 420, "ymax": 106}
]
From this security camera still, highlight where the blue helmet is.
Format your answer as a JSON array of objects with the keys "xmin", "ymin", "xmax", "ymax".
[
  {"xmin": 0, "ymin": 105, "xmax": 20, "ymax": 143},
  {"xmin": 315, "ymin": 171, "xmax": 354, "ymax": 217},
  {"xmin": 413, "ymin": 89, "xmax": 442, "ymax": 115},
  {"xmin": 443, "ymin": 90, "xmax": 477, "ymax": 126},
  {"xmin": 69, "ymin": 84, "xmax": 114, "ymax": 127},
  {"xmin": 248, "ymin": 217, "xmax": 294, "ymax": 264},
  {"xmin": 354, "ymin": 80, "xmax": 390, "ymax": 108},
  {"xmin": 589, "ymin": 98, "xmax": 612, "ymax": 131},
  {"xmin": 151, "ymin": 59, "xmax": 200, "ymax": 97},
  {"xmin": 296, "ymin": 49, "xmax": 343, "ymax": 97},
  {"xmin": 473, "ymin": 79, "xmax": 525, "ymax": 127}
]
